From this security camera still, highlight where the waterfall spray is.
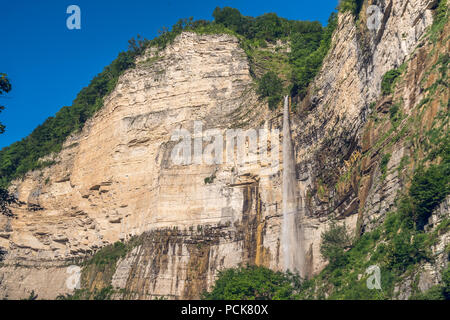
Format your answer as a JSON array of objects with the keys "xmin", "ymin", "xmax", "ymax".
[{"xmin": 282, "ymin": 96, "xmax": 304, "ymax": 275}]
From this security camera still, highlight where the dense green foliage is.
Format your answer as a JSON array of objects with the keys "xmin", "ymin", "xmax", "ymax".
[
  {"xmin": 380, "ymin": 153, "xmax": 391, "ymax": 179},
  {"xmin": 429, "ymin": 0, "xmax": 449, "ymax": 43},
  {"xmin": 212, "ymin": 7, "xmax": 338, "ymax": 99},
  {"xmin": 0, "ymin": 187, "xmax": 18, "ymax": 217},
  {"xmin": 257, "ymin": 72, "xmax": 283, "ymax": 110},
  {"xmin": 410, "ymin": 265, "xmax": 450, "ymax": 300},
  {"xmin": 202, "ymin": 265, "xmax": 301, "ymax": 300},
  {"xmin": 381, "ymin": 69, "xmax": 402, "ymax": 95},
  {"xmin": 410, "ymin": 161, "xmax": 449, "ymax": 230},
  {"xmin": 213, "ymin": 7, "xmax": 294, "ymax": 41},
  {"xmin": 290, "ymin": 12, "xmax": 337, "ymax": 98},
  {"xmin": 338, "ymin": 0, "xmax": 364, "ymax": 16},
  {"xmin": 320, "ymin": 222, "xmax": 352, "ymax": 267},
  {"xmin": 299, "ymin": 204, "xmax": 440, "ymax": 299},
  {"xmin": 204, "ymin": 173, "xmax": 216, "ymax": 184},
  {"xmin": 0, "ymin": 73, "xmax": 11, "ymax": 93},
  {"xmin": 0, "ymin": 47, "xmax": 141, "ymax": 187},
  {"xmin": 0, "ymin": 73, "xmax": 12, "ymax": 135}
]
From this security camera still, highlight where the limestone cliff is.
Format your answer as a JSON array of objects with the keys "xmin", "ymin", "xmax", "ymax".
[{"xmin": 0, "ymin": 0, "xmax": 448, "ymax": 300}]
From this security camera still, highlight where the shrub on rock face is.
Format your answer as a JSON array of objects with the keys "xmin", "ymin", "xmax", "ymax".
[
  {"xmin": 257, "ymin": 71, "xmax": 283, "ymax": 110},
  {"xmin": 409, "ymin": 163, "xmax": 449, "ymax": 230},
  {"xmin": 381, "ymin": 69, "xmax": 401, "ymax": 95},
  {"xmin": 320, "ymin": 222, "xmax": 352, "ymax": 268}
]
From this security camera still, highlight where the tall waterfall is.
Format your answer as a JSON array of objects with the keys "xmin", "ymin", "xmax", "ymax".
[{"xmin": 282, "ymin": 96, "xmax": 304, "ymax": 275}]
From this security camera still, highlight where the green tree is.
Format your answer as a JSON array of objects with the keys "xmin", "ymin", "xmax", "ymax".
[
  {"xmin": 290, "ymin": 12, "xmax": 337, "ymax": 98},
  {"xmin": 381, "ymin": 69, "xmax": 401, "ymax": 95},
  {"xmin": 202, "ymin": 265, "xmax": 301, "ymax": 300},
  {"xmin": 128, "ymin": 34, "xmax": 149, "ymax": 55},
  {"xmin": 0, "ymin": 74, "xmax": 18, "ymax": 217},
  {"xmin": 0, "ymin": 73, "xmax": 12, "ymax": 134},
  {"xmin": 257, "ymin": 71, "xmax": 283, "ymax": 110},
  {"xmin": 212, "ymin": 7, "xmax": 244, "ymax": 32}
]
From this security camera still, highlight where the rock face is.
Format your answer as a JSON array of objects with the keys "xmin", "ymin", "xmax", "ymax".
[
  {"xmin": 0, "ymin": 32, "xmax": 282, "ymax": 299},
  {"xmin": 0, "ymin": 0, "xmax": 447, "ymax": 299},
  {"xmin": 279, "ymin": 0, "xmax": 437, "ymax": 276}
]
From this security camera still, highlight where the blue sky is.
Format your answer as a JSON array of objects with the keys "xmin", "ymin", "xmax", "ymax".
[{"xmin": 0, "ymin": 0, "xmax": 338, "ymax": 149}]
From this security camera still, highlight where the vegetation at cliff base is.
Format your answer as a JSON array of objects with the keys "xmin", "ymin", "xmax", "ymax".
[
  {"xmin": 290, "ymin": 12, "xmax": 337, "ymax": 98},
  {"xmin": 297, "ymin": 203, "xmax": 443, "ymax": 299},
  {"xmin": 202, "ymin": 265, "xmax": 301, "ymax": 300}
]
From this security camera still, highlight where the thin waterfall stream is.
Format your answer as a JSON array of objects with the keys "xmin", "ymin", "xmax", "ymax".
[{"xmin": 282, "ymin": 96, "xmax": 305, "ymax": 275}]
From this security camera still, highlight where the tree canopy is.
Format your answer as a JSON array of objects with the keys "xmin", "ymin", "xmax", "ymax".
[
  {"xmin": 0, "ymin": 73, "xmax": 18, "ymax": 217},
  {"xmin": 202, "ymin": 265, "xmax": 301, "ymax": 300}
]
